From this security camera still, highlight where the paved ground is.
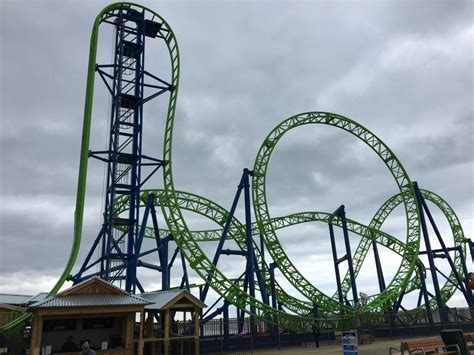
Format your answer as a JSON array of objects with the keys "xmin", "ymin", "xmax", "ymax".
[{"xmin": 227, "ymin": 337, "xmax": 405, "ymax": 354}]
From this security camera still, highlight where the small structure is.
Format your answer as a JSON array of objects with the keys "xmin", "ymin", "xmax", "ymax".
[
  {"xmin": 27, "ymin": 278, "xmax": 206, "ymax": 355},
  {"xmin": 0, "ymin": 293, "xmax": 33, "ymax": 327},
  {"xmin": 0, "ymin": 304, "xmax": 26, "ymax": 328},
  {"xmin": 138, "ymin": 290, "xmax": 206, "ymax": 355},
  {"xmin": 0, "ymin": 294, "xmax": 33, "ymax": 306},
  {"xmin": 28, "ymin": 277, "xmax": 150, "ymax": 355}
]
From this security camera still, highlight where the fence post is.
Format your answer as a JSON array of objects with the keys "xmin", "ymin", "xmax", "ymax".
[
  {"xmin": 250, "ymin": 317, "xmax": 255, "ymax": 353},
  {"xmin": 220, "ymin": 318, "xmax": 223, "ymax": 354},
  {"xmin": 277, "ymin": 318, "xmax": 281, "ymax": 350},
  {"xmin": 389, "ymin": 310, "xmax": 394, "ymax": 339},
  {"xmin": 302, "ymin": 317, "xmax": 307, "ymax": 348}
]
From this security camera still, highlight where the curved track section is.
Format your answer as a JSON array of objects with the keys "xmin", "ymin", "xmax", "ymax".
[
  {"xmin": 135, "ymin": 189, "xmax": 465, "ymax": 312},
  {"xmin": 118, "ymin": 189, "xmax": 429, "ymax": 315},
  {"xmin": 117, "ymin": 190, "xmax": 415, "ymax": 315},
  {"xmin": 252, "ymin": 112, "xmax": 420, "ymax": 312},
  {"xmin": 338, "ymin": 189, "xmax": 468, "ymax": 308}
]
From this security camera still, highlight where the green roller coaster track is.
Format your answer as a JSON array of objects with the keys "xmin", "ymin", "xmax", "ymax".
[
  {"xmin": 339, "ymin": 189, "xmax": 468, "ymax": 309},
  {"xmin": 1, "ymin": 2, "xmax": 470, "ymax": 333},
  {"xmin": 118, "ymin": 188, "xmax": 466, "ymax": 316},
  {"xmin": 251, "ymin": 112, "xmax": 421, "ymax": 313}
]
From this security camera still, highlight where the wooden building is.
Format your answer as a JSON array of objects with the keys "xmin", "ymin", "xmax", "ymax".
[
  {"xmin": 0, "ymin": 304, "xmax": 26, "ymax": 328},
  {"xmin": 0, "ymin": 293, "xmax": 32, "ymax": 327},
  {"xmin": 28, "ymin": 277, "xmax": 150, "ymax": 355},
  {"xmin": 28, "ymin": 278, "xmax": 206, "ymax": 355}
]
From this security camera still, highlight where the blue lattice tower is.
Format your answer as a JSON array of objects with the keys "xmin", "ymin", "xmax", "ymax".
[{"xmin": 74, "ymin": 6, "xmax": 172, "ymax": 293}]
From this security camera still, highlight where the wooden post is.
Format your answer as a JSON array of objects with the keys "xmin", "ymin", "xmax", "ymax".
[
  {"xmin": 137, "ymin": 311, "xmax": 144, "ymax": 355},
  {"xmin": 164, "ymin": 309, "xmax": 170, "ymax": 355},
  {"xmin": 124, "ymin": 313, "xmax": 134, "ymax": 350},
  {"xmin": 194, "ymin": 307, "xmax": 200, "ymax": 355},
  {"xmin": 30, "ymin": 314, "xmax": 43, "ymax": 355},
  {"xmin": 145, "ymin": 311, "xmax": 154, "ymax": 337}
]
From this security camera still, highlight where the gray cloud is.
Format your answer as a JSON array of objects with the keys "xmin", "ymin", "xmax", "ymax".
[{"xmin": 0, "ymin": 0, "xmax": 472, "ymax": 307}]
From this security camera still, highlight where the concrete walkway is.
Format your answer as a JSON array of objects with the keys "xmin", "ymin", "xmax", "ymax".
[{"xmin": 227, "ymin": 337, "xmax": 405, "ymax": 354}]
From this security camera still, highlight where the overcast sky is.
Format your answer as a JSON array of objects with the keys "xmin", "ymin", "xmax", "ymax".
[{"xmin": 0, "ymin": 0, "xmax": 473, "ymax": 311}]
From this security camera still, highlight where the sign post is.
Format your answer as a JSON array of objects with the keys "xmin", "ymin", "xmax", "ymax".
[{"xmin": 342, "ymin": 329, "xmax": 358, "ymax": 355}]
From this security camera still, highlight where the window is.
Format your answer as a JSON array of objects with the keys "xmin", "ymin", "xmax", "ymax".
[
  {"xmin": 83, "ymin": 317, "xmax": 114, "ymax": 329},
  {"xmin": 43, "ymin": 319, "xmax": 76, "ymax": 331}
]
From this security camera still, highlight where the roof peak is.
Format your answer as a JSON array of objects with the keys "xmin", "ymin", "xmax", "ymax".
[{"xmin": 59, "ymin": 276, "xmax": 128, "ymax": 296}]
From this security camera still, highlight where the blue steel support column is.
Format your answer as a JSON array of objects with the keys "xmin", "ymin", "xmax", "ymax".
[
  {"xmin": 338, "ymin": 205, "xmax": 359, "ymax": 306},
  {"xmin": 468, "ymin": 239, "xmax": 474, "ymax": 262},
  {"xmin": 238, "ymin": 271, "xmax": 249, "ymax": 334},
  {"xmin": 417, "ymin": 263, "xmax": 433, "ymax": 324},
  {"xmin": 413, "ymin": 182, "xmax": 444, "ymax": 310},
  {"xmin": 393, "ymin": 289, "xmax": 405, "ymax": 313},
  {"xmin": 199, "ymin": 286, "xmax": 204, "ymax": 336},
  {"xmin": 131, "ymin": 193, "xmax": 155, "ymax": 293},
  {"xmin": 329, "ymin": 222, "xmax": 344, "ymax": 305},
  {"xmin": 161, "ymin": 235, "xmax": 172, "ymax": 290},
  {"xmin": 252, "ymin": 249, "xmax": 269, "ymax": 305},
  {"xmin": 223, "ymin": 301, "xmax": 229, "ymax": 350},
  {"xmin": 372, "ymin": 239, "xmax": 386, "ymax": 293},
  {"xmin": 200, "ymin": 173, "xmax": 246, "ymax": 302},
  {"xmin": 418, "ymin": 192, "xmax": 473, "ymax": 307},
  {"xmin": 180, "ymin": 252, "xmax": 190, "ymax": 290},
  {"xmin": 243, "ymin": 169, "xmax": 256, "ymax": 310},
  {"xmin": 74, "ymin": 227, "xmax": 104, "ymax": 282},
  {"xmin": 150, "ymin": 204, "xmax": 164, "ymax": 266},
  {"xmin": 100, "ymin": 226, "xmax": 106, "ymax": 278},
  {"xmin": 256, "ymin": 233, "xmax": 270, "ymax": 305},
  {"xmin": 243, "ymin": 168, "xmax": 257, "ymax": 339}
]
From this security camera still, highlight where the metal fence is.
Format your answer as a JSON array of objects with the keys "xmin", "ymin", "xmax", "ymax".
[
  {"xmin": 0, "ymin": 327, "xmax": 30, "ymax": 355},
  {"xmin": 199, "ymin": 308, "xmax": 474, "ymax": 354},
  {"xmin": 1, "ymin": 308, "xmax": 474, "ymax": 354}
]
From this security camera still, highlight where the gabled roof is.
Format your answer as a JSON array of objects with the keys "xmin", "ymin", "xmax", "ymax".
[
  {"xmin": 0, "ymin": 303, "xmax": 27, "ymax": 312},
  {"xmin": 29, "ymin": 293, "xmax": 150, "ymax": 309},
  {"xmin": 0, "ymin": 294, "xmax": 32, "ymax": 305},
  {"xmin": 28, "ymin": 277, "xmax": 151, "ymax": 310},
  {"xmin": 59, "ymin": 276, "xmax": 127, "ymax": 296},
  {"xmin": 139, "ymin": 289, "xmax": 206, "ymax": 310},
  {"xmin": 27, "ymin": 293, "xmax": 49, "ymax": 305}
]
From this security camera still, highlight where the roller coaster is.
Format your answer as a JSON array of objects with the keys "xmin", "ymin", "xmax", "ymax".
[{"xmin": 2, "ymin": 2, "xmax": 472, "ymax": 333}]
